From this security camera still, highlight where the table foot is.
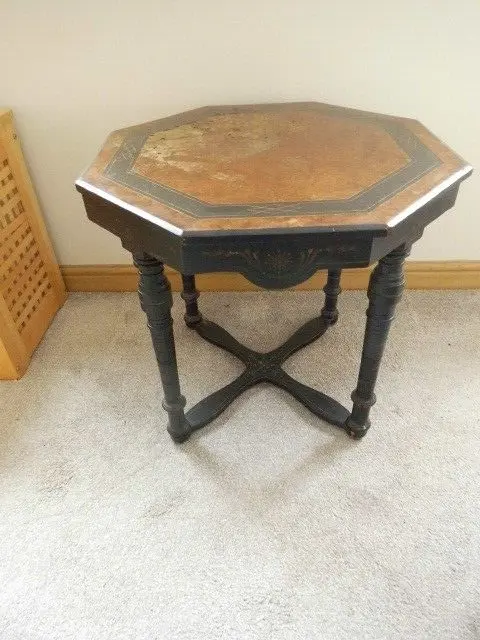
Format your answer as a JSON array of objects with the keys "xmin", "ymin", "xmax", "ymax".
[
  {"xmin": 344, "ymin": 417, "xmax": 371, "ymax": 440},
  {"xmin": 182, "ymin": 316, "xmax": 354, "ymax": 437},
  {"xmin": 168, "ymin": 426, "xmax": 193, "ymax": 443}
]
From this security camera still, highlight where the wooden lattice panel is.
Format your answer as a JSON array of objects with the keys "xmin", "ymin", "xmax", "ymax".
[{"xmin": 0, "ymin": 110, "xmax": 66, "ymax": 379}]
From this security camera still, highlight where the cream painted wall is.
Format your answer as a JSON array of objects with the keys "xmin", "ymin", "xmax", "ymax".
[{"xmin": 1, "ymin": 0, "xmax": 478, "ymax": 264}]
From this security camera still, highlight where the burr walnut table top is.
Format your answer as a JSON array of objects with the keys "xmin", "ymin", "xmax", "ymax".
[{"xmin": 77, "ymin": 102, "xmax": 471, "ymax": 236}]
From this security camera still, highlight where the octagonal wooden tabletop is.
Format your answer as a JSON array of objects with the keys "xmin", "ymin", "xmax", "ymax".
[{"xmin": 77, "ymin": 102, "xmax": 471, "ymax": 236}]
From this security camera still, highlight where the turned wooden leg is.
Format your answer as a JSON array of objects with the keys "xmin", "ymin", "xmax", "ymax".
[
  {"xmin": 346, "ymin": 244, "xmax": 410, "ymax": 439},
  {"xmin": 321, "ymin": 269, "xmax": 342, "ymax": 325},
  {"xmin": 133, "ymin": 253, "xmax": 191, "ymax": 443},
  {"xmin": 181, "ymin": 274, "xmax": 202, "ymax": 327}
]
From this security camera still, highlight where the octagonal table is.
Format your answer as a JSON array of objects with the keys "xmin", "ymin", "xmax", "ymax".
[{"xmin": 76, "ymin": 102, "xmax": 472, "ymax": 442}]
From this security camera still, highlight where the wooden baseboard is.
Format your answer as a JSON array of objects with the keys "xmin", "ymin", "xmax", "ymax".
[{"xmin": 60, "ymin": 262, "xmax": 480, "ymax": 292}]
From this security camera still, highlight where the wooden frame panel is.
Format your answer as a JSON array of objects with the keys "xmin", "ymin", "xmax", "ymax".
[{"xmin": 0, "ymin": 109, "xmax": 66, "ymax": 379}]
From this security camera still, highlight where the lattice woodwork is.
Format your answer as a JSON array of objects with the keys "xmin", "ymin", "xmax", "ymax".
[{"xmin": 0, "ymin": 110, "xmax": 66, "ymax": 379}]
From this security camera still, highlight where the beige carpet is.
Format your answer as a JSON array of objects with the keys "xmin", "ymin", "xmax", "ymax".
[{"xmin": 0, "ymin": 290, "xmax": 479, "ymax": 640}]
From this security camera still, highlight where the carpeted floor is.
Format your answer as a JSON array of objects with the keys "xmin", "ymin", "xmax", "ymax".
[{"xmin": 0, "ymin": 290, "xmax": 479, "ymax": 640}]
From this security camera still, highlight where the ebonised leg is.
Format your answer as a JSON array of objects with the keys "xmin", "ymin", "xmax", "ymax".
[
  {"xmin": 181, "ymin": 274, "xmax": 202, "ymax": 327},
  {"xmin": 346, "ymin": 244, "xmax": 410, "ymax": 439},
  {"xmin": 321, "ymin": 269, "xmax": 342, "ymax": 325},
  {"xmin": 133, "ymin": 253, "xmax": 191, "ymax": 443}
]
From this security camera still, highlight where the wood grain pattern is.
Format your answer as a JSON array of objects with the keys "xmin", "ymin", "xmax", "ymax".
[
  {"xmin": 77, "ymin": 102, "xmax": 472, "ymax": 235},
  {"xmin": 132, "ymin": 111, "xmax": 409, "ymax": 204}
]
